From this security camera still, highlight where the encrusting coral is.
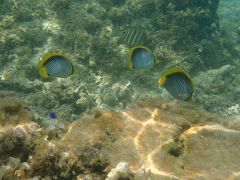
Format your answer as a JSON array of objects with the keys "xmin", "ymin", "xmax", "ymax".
[
  {"xmin": 0, "ymin": 91, "xmax": 33, "ymax": 126},
  {"xmin": 0, "ymin": 0, "xmax": 240, "ymax": 178},
  {"xmin": 0, "ymin": 93, "xmax": 240, "ymax": 179},
  {"xmin": 0, "ymin": 93, "xmax": 108, "ymax": 179},
  {"xmin": 63, "ymin": 99, "xmax": 240, "ymax": 179}
]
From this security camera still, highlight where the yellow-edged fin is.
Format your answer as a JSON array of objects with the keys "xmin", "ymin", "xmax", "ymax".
[
  {"xmin": 38, "ymin": 52, "xmax": 74, "ymax": 78},
  {"xmin": 158, "ymin": 76, "xmax": 167, "ymax": 86},
  {"xmin": 128, "ymin": 45, "xmax": 158, "ymax": 70},
  {"xmin": 39, "ymin": 66, "xmax": 48, "ymax": 78},
  {"xmin": 128, "ymin": 46, "xmax": 135, "ymax": 70}
]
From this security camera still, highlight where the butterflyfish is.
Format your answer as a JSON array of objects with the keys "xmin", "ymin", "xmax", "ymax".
[
  {"xmin": 120, "ymin": 28, "xmax": 145, "ymax": 47},
  {"xmin": 38, "ymin": 52, "xmax": 74, "ymax": 78},
  {"xmin": 129, "ymin": 45, "xmax": 159, "ymax": 70},
  {"xmin": 158, "ymin": 67, "xmax": 194, "ymax": 101}
]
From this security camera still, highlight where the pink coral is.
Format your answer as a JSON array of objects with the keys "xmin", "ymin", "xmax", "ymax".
[{"xmin": 13, "ymin": 125, "xmax": 27, "ymax": 139}]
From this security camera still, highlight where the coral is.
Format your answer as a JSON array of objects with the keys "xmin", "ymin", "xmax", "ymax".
[
  {"xmin": 28, "ymin": 139, "xmax": 109, "ymax": 179},
  {"xmin": 0, "ymin": 91, "xmax": 34, "ymax": 125},
  {"xmin": 0, "ymin": 0, "xmax": 240, "ymax": 179},
  {"xmin": 78, "ymin": 145, "xmax": 109, "ymax": 174},
  {"xmin": 63, "ymin": 99, "xmax": 240, "ymax": 179},
  {"xmin": 13, "ymin": 125, "xmax": 28, "ymax": 138},
  {"xmin": 107, "ymin": 162, "xmax": 131, "ymax": 179},
  {"xmin": 0, "ymin": 0, "xmax": 238, "ymax": 122},
  {"xmin": 218, "ymin": 0, "xmax": 240, "ymax": 45},
  {"xmin": 0, "ymin": 126, "xmax": 107, "ymax": 179},
  {"xmin": 107, "ymin": 162, "xmax": 152, "ymax": 180},
  {"xmin": 225, "ymin": 104, "xmax": 240, "ymax": 117},
  {"xmin": 0, "ymin": 122, "xmax": 39, "ymax": 162},
  {"xmin": 29, "ymin": 143, "xmax": 81, "ymax": 179},
  {"xmin": 194, "ymin": 64, "xmax": 240, "ymax": 116},
  {"xmin": 0, "ymin": 94, "xmax": 108, "ymax": 179},
  {"xmin": 0, "ymin": 97, "xmax": 239, "ymax": 179}
]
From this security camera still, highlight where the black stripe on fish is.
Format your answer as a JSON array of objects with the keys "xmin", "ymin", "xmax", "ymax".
[
  {"xmin": 164, "ymin": 73, "xmax": 193, "ymax": 101},
  {"xmin": 121, "ymin": 29, "xmax": 144, "ymax": 47}
]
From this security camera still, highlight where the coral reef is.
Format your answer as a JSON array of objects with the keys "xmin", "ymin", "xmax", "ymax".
[
  {"xmin": 194, "ymin": 64, "xmax": 240, "ymax": 116},
  {"xmin": 0, "ymin": 1, "xmax": 240, "ymax": 177},
  {"xmin": 218, "ymin": 0, "xmax": 240, "ymax": 45},
  {"xmin": 0, "ymin": 95, "xmax": 108, "ymax": 179},
  {"xmin": 0, "ymin": 122, "xmax": 38, "ymax": 167},
  {"xmin": 0, "ymin": 91, "xmax": 33, "ymax": 125},
  {"xmin": 63, "ymin": 99, "xmax": 240, "ymax": 179},
  {"xmin": 0, "ymin": 0, "xmax": 239, "ymax": 122},
  {"xmin": 106, "ymin": 161, "xmax": 151, "ymax": 180},
  {"xmin": 0, "ymin": 94, "xmax": 240, "ymax": 179}
]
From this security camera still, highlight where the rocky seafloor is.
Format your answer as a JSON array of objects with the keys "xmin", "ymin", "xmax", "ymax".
[
  {"xmin": 0, "ymin": 0, "xmax": 240, "ymax": 179},
  {"xmin": 0, "ymin": 94, "xmax": 240, "ymax": 179}
]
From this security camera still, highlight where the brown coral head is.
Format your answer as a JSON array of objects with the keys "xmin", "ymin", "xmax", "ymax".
[{"xmin": 13, "ymin": 125, "xmax": 27, "ymax": 139}]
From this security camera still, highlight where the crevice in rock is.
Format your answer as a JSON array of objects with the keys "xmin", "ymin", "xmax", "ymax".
[{"xmin": 168, "ymin": 123, "xmax": 191, "ymax": 157}]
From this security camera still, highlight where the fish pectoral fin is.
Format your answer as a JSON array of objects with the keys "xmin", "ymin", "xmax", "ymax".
[{"xmin": 158, "ymin": 77, "xmax": 167, "ymax": 86}]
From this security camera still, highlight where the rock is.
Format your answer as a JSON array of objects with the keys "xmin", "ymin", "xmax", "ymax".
[
  {"xmin": 13, "ymin": 125, "xmax": 28, "ymax": 138},
  {"xmin": 134, "ymin": 166, "xmax": 151, "ymax": 180},
  {"xmin": 107, "ymin": 162, "xmax": 152, "ymax": 180},
  {"xmin": 0, "ymin": 92, "xmax": 34, "ymax": 125},
  {"xmin": 0, "ymin": 122, "xmax": 39, "ymax": 162},
  {"xmin": 107, "ymin": 162, "xmax": 130, "ymax": 180},
  {"xmin": 0, "ymin": 165, "xmax": 11, "ymax": 179},
  {"xmin": 21, "ymin": 162, "xmax": 30, "ymax": 170},
  {"xmin": 181, "ymin": 124, "xmax": 240, "ymax": 179},
  {"xmin": 194, "ymin": 65, "xmax": 240, "ymax": 116},
  {"xmin": 63, "ymin": 99, "xmax": 240, "ymax": 179},
  {"xmin": 8, "ymin": 157, "xmax": 21, "ymax": 169}
]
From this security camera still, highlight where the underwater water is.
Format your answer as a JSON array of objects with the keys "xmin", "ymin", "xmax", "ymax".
[{"xmin": 0, "ymin": 0, "xmax": 239, "ymax": 179}]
